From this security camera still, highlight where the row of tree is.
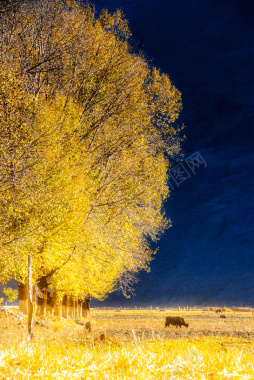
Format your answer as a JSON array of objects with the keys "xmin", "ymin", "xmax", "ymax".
[{"xmin": 0, "ymin": 0, "xmax": 183, "ymax": 322}]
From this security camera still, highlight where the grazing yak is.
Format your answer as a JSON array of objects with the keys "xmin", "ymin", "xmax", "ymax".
[{"xmin": 165, "ymin": 316, "xmax": 189, "ymax": 328}]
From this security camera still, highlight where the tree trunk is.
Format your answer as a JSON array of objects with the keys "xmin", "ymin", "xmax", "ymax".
[
  {"xmin": 62, "ymin": 295, "xmax": 69, "ymax": 319},
  {"xmin": 33, "ymin": 285, "xmax": 36, "ymax": 314},
  {"xmin": 18, "ymin": 278, "xmax": 28, "ymax": 314},
  {"xmin": 28, "ymin": 254, "xmax": 34, "ymax": 340},
  {"xmin": 37, "ymin": 294, "xmax": 47, "ymax": 318},
  {"xmin": 51, "ymin": 291, "xmax": 62, "ymax": 321},
  {"xmin": 35, "ymin": 270, "xmax": 55, "ymax": 318},
  {"xmin": 54, "ymin": 303, "xmax": 62, "ymax": 321},
  {"xmin": 69, "ymin": 297, "xmax": 74, "ymax": 319},
  {"xmin": 36, "ymin": 276, "xmax": 48, "ymax": 318},
  {"xmin": 73, "ymin": 299, "xmax": 76, "ymax": 319},
  {"xmin": 82, "ymin": 294, "xmax": 91, "ymax": 318},
  {"xmin": 46, "ymin": 291, "xmax": 53, "ymax": 316},
  {"xmin": 77, "ymin": 300, "xmax": 82, "ymax": 319}
]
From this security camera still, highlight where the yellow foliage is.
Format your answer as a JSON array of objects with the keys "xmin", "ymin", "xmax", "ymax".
[{"xmin": 0, "ymin": 0, "xmax": 184, "ymax": 299}]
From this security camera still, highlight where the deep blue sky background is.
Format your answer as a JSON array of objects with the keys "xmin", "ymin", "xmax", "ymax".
[{"xmin": 91, "ymin": 0, "xmax": 254, "ymax": 307}]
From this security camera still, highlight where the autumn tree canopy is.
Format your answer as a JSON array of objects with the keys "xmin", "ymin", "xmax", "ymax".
[{"xmin": 0, "ymin": 0, "xmax": 183, "ymax": 302}]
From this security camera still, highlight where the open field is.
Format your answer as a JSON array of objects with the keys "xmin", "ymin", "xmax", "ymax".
[{"xmin": 0, "ymin": 308, "xmax": 253, "ymax": 379}]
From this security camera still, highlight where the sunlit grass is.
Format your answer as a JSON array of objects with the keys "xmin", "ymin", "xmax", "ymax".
[{"xmin": 0, "ymin": 309, "xmax": 253, "ymax": 379}]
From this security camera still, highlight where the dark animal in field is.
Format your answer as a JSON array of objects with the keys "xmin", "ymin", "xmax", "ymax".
[
  {"xmin": 220, "ymin": 314, "xmax": 226, "ymax": 318},
  {"xmin": 216, "ymin": 308, "xmax": 222, "ymax": 313},
  {"xmin": 85, "ymin": 321, "xmax": 92, "ymax": 332},
  {"xmin": 165, "ymin": 316, "xmax": 189, "ymax": 328}
]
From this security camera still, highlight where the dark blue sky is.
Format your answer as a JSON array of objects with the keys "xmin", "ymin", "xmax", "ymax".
[{"xmin": 91, "ymin": 0, "xmax": 254, "ymax": 307}]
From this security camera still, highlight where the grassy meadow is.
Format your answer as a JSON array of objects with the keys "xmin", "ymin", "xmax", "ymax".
[{"xmin": 0, "ymin": 308, "xmax": 253, "ymax": 379}]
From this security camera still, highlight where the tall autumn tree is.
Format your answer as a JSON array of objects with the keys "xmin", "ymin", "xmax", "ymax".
[{"xmin": 0, "ymin": 0, "xmax": 184, "ymax": 314}]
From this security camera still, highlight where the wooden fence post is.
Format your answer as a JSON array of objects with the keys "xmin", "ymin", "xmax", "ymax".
[{"xmin": 28, "ymin": 254, "xmax": 34, "ymax": 340}]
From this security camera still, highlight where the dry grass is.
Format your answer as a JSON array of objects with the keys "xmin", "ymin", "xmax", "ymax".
[{"xmin": 0, "ymin": 308, "xmax": 253, "ymax": 379}]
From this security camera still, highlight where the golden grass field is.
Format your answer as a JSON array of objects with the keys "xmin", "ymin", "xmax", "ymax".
[{"xmin": 0, "ymin": 308, "xmax": 253, "ymax": 379}]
